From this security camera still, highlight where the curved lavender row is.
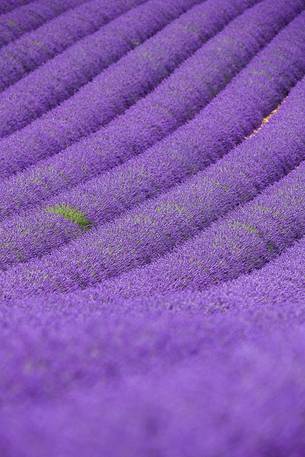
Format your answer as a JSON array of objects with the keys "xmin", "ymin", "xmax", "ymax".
[
  {"xmin": 0, "ymin": 0, "xmax": 213, "ymax": 94},
  {"xmin": 1, "ymin": 72, "xmax": 305, "ymax": 269},
  {"xmin": 5, "ymin": 238, "xmax": 305, "ymax": 320},
  {"xmin": 0, "ymin": 0, "xmax": 301, "ymax": 175},
  {"xmin": 92, "ymin": 161, "xmax": 305, "ymax": 300},
  {"xmin": 1, "ymin": 157, "xmax": 304, "ymax": 300},
  {"xmin": 0, "ymin": 0, "xmax": 33, "ymax": 15},
  {"xmin": 11, "ymin": 235, "xmax": 304, "ymax": 321},
  {"xmin": 0, "ymin": 0, "xmax": 146, "ymax": 94},
  {"xmin": 102, "ymin": 235, "xmax": 304, "ymax": 315},
  {"xmin": 195, "ymin": 236, "xmax": 305, "ymax": 313},
  {"xmin": 0, "ymin": 0, "xmax": 255, "ymax": 134},
  {"xmin": 2, "ymin": 7, "xmax": 305, "ymax": 218},
  {"xmin": 0, "ymin": 0, "xmax": 88, "ymax": 48}
]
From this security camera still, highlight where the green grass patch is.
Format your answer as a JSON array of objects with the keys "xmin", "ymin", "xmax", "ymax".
[{"xmin": 46, "ymin": 204, "xmax": 92, "ymax": 230}]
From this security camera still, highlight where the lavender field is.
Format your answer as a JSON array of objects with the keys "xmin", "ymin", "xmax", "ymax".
[{"xmin": 0, "ymin": 0, "xmax": 304, "ymax": 455}]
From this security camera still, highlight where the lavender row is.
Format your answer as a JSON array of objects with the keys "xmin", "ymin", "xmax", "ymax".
[
  {"xmin": 1, "ymin": 153, "xmax": 304, "ymax": 300},
  {"xmin": 12, "ymin": 235, "xmax": 304, "ymax": 319},
  {"xmin": 1, "ymin": 70, "xmax": 304, "ymax": 269},
  {"xmin": 0, "ymin": 0, "xmax": 253, "ymax": 134},
  {"xmin": 0, "ymin": 0, "xmax": 302, "ymax": 176},
  {"xmin": 195, "ymin": 236, "xmax": 305, "ymax": 314},
  {"xmin": 0, "ymin": 0, "xmax": 146, "ymax": 92},
  {"xmin": 0, "ymin": 0, "xmax": 88, "ymax": 48},
  {"xmin": 93, "ymin": 160, "xmax": 305, "ymax": 301},
  {"xmin": 1, "ymin": 5, "xmax": 304, "ymax": 218}
]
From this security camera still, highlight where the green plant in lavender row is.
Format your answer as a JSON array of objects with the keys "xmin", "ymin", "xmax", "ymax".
[{"xmin": 47, "ymin": 204, "xmax": 92, "ymax": 230}]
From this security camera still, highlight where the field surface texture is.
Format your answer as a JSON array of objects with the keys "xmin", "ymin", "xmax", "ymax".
[{"xmin": 0, "ymin": 0, "xmax": 304, "ymax": 455}]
